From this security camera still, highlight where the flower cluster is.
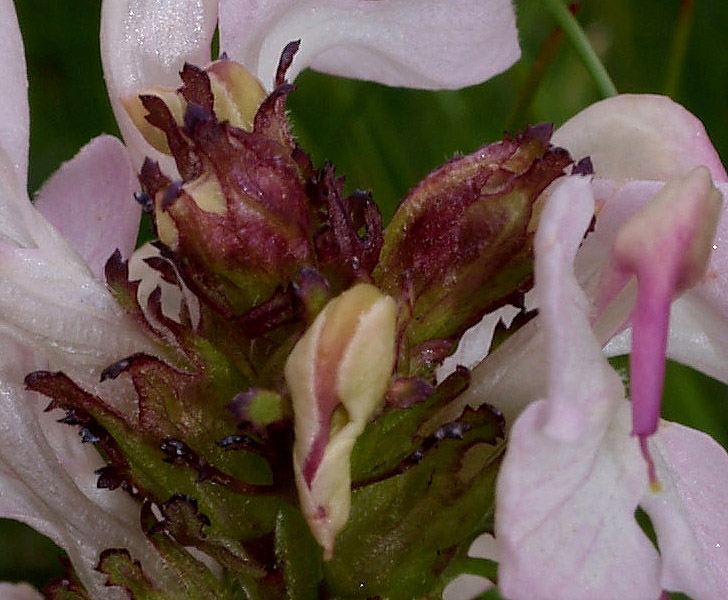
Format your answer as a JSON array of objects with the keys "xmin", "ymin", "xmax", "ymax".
[{"xmin": 0, "ymin": 0, "xmax": 727, "ymax": 600}]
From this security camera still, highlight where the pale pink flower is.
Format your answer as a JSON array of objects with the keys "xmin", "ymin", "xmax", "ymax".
[
  {"xmin": 449, "ymin": 96, "xmax": 728, "ymax": 600},
  {"xmin": 496, "ymin": 173, "xmax": 728, "ymax": 600}
]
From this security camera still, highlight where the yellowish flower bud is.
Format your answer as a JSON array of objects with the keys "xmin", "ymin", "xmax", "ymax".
[
  {"xmin": 122, "ymin": 87, "xmax": 186, "ymax": 154},
  {"xmin": 207, "ymin": 59, "xmax": 267, "ymax": 131},
  {"xmin": 122, "ymin": 58, "xmax": 267, "ymax": 156},
  {"xmin": 285, "ymin": 283, "xmax": 397, "ymax": 559}
]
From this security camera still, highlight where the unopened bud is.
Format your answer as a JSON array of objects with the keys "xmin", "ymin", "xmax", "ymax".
[
  {"xmin": 206, "ymin": 59, "xmax": 267, "ymax": 130},
  {"xmin": 135, "ymin": 59, "xmax": 315, "ymax": 315},
  {"xmin": 373, "ymin": 125, "xmax": 571, "ymax": 368},
  {"xmin": 123, "ymin": 59, "xmax": 267, "ymax": 156},
  {"xmin": 285, "ymin": 283, "xmax": 397, "ymax": 558},
  {"xmin": 123, "ymin": 88, "xmax": 187, "ymax": 154}
]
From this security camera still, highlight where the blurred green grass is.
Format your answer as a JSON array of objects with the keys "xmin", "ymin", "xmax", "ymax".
[{"xmin": 8, "ymin": 0, "xmax": 728, "ymax": 594}]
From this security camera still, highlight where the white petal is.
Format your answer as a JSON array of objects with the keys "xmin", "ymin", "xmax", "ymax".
[
  {"xmin": 437, "ymin": 305, "xmax": 521, "ymax": 379},
  {"xmin": 0, "ymin": 342, "xmax": 159, "ymax": 600},
  {"xmin": 0, "ymin": 583, "xmax": 43, "ymax": 600},
  {"xmin": 219, "ymin": 0, "xmax": 520, "ymax": 90},
  {"xmin": 552, "ymin": 95, "xmax": 727, "ymax": 183},
  {"xmin": 443, "ymin": 575, "xmax": 492, "ymax": 600},
  {"xmin": 641, "ymin": 422, "xmax": 728, "ymax": 600},
  {"xmin": 0, "ymin": 144, "xmax": 37, "ymax": 249},
  {"xmin": 433, "ymin": 316, "xmax": 546, "ymax": 431},
  {"xmin": 0, "ymin": 0, "xmax": 29, "ymax": 190},
  {"xmin": 0, "ymin": 242, "xmax": 154, "ymax": 388},
  {"xmin": 100, "ymin": 0, "xmax": 218, "ymax": 169}
]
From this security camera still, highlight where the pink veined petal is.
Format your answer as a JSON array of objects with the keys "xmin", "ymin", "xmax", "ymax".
[
  {"xmin": 219, "ymin": 0, "xmax": 520, "ymax": 91},
  {"xmin": 100, "ymin": 0, "xmax": 218, "ymax": 169},
  {"xmin": 496, "ymin": 176, "xmax": 661, "ymax": 600},
  {"xmin": 0, "ymin": 583, "xmax": 44, "ymax": 600},
  {"xmin": 0, "ymin": 0, "xmax": 29, "ymax": 190},
  {"xmin": 497, "ymin": 403, "xmax": 661, "ymax": 600},
  {"xmin": 34, "ymin": 135, "xmax": 141, "ymax": 280},
  {"xmin": 641, "ymin": 422, "xmax": 728, "ymax": 600},
  {"xmin": 552, "ymin": 95, "xmax": 727, "ymax": 183},
  {"xmin": 534, "ymin": 176, "xmax": 618, "ymax": 441}
]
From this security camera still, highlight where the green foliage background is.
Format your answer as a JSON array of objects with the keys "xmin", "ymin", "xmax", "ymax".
[{"xmin": 5, "ymin": 0, "xmax": 728, "ymax": 595}]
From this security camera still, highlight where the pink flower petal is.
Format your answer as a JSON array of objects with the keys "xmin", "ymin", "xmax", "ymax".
[
  {"xmin": 667, "ymin": 180, "xmax": 728, "ymax": 381},
  {"xmin": 663, "ymin": 290, "xmax": 728, "ymax": 384},
  {"xmin": 0, "ymin": 0, "xmax": 29, "ymax": 190},
  {"xmin": 0, "ymin": 0, "xmax": 38, "ymax": 250},
  {"xmin": 469, "ymin": 97, "xmax": 728, "ymax": 417},
  {"xmin": 554, "ymin": 97, "xmax": 728, "ymax": 389},
  {"xmin": 593, "ymin": 169, "xmax": 721, "ymax": 479},
  {"xmin": 219, "ymin": 0, "xmax": 520, "ymax": 90},
  {"xmin": 100, "ymin": 0, "xmax": 218, "ymax": 168},
  {"xmin": 498, "ymin": 403, "xmax": 661, "ymax": 600},
  {"xmin": 552, "ymin": 95, "xmax": 727, "ymax": 183},
  {"xmin": 577, "ymin": 178, "xmax": 728, "ymax": 387},
  {"xmin": 34, "ymin": 136, "xmax": 140, "ymax": 280},
  {"xmin": 474, "ymin": 98, "xmax": 728, "ymax": 600},
  {"xmin": 496, "ymin": 177, "xmax": 661, "ymax": 600},
  {"xmin": 642, "ymin": 422, "xmax": 728, "ymax": 600},
  {"xmin": 533, "ymin": 177, "xmax": 618, "ymax": 440}
]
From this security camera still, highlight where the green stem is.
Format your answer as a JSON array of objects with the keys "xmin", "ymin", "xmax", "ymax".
[
  {"xmin": 663, "ymin": 0, "xmax": 694, "ymax": 97},
  {"xmin": 543, "ymin": 0, "xmax": 618, "ymax": 98}
]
